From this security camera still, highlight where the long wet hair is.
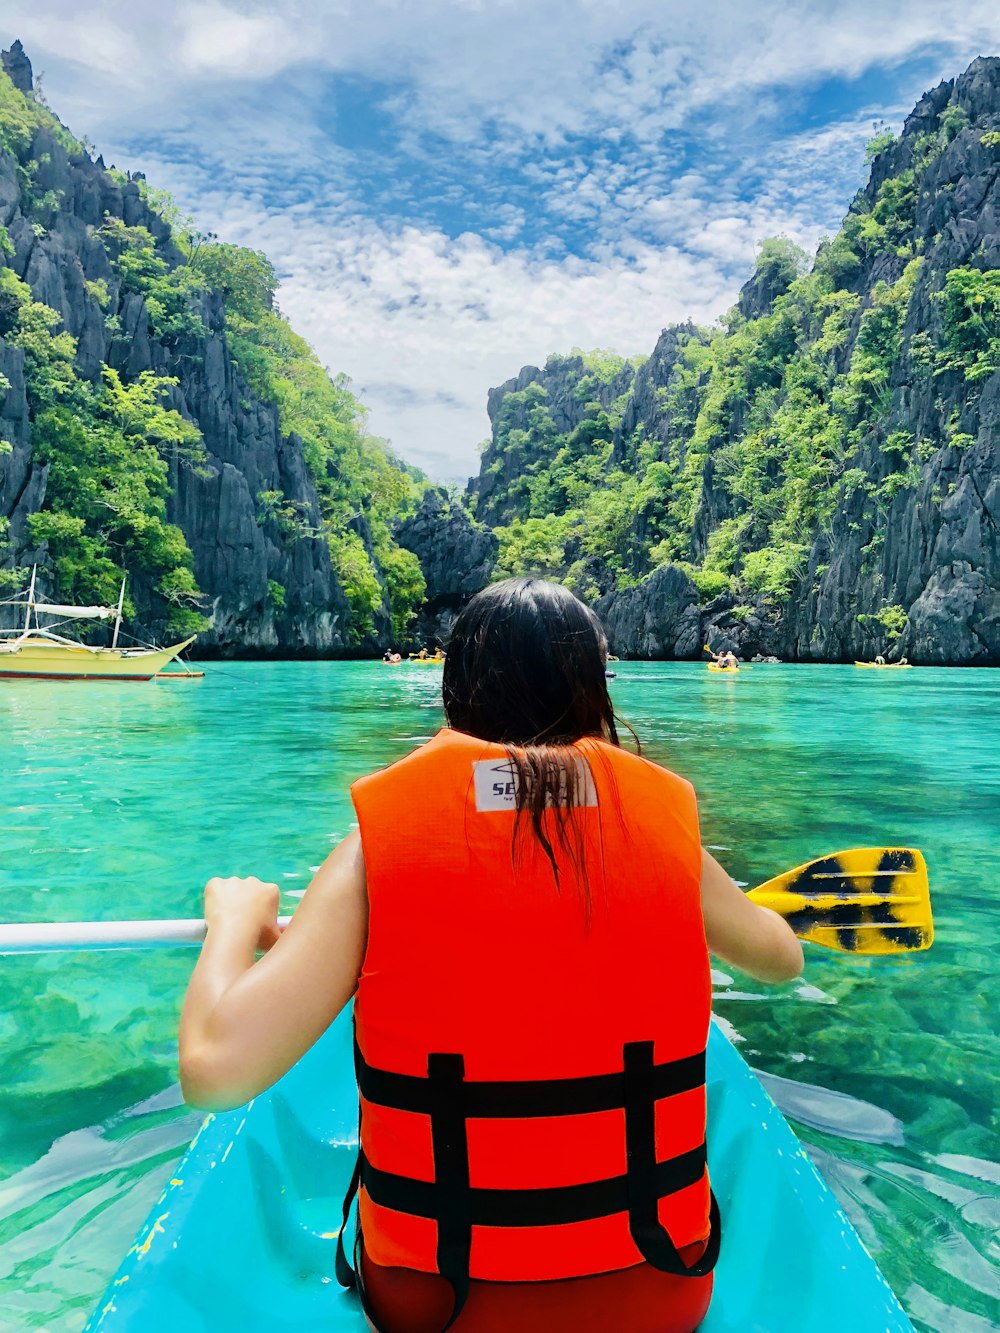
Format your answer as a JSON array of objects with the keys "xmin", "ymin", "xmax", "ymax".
[{"xmin": 443, "ymin": 577, "xmax": 632, "ymax": 887}]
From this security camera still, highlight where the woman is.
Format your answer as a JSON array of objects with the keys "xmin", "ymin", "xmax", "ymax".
[{"xmin": 180, "ymin": 578, "xmax": 802, "ymax": 1333}]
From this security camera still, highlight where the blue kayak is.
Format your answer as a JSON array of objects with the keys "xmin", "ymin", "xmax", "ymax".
[{"xmin": 86, "ymin": 1012, "xmax": 913, "ymax": 1332}]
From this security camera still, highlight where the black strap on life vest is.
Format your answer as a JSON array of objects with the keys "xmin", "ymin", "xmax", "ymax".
[{"xmin": 337, "ymin": 1037, "xmax": 720, "ymax": 1331}]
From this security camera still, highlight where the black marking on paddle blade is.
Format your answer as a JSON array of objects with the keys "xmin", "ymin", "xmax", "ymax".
[
  {"xmin": 876, "ymin": 849, "xmax": 915, "ymax": 875},
  {"xmin": 788, "ymin": 899, "xmax": 926, "ymax": 951},
  {"xmin": 787, "ymin": 900, "xmax": 864, "ymax": 949},
  {"xmin": 793, "ymin": 856, "xmax": 850, "ymax": 898},
  {"xmin": 867, "ymin": 898, "xmax": 920, "ymax": 948},
  {"xmin": 882, "ymin": 925, "xmax": 927, "ymax": 950}
]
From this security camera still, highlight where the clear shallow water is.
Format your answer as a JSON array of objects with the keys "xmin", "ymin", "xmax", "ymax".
[{"xmin": 0, "ymin": 661, "xmax": 997, "ymax": 1332}]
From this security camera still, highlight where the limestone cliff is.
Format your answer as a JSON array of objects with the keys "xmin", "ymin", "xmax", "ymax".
[
  {"xmin": 471, "ymin": 352, "xmax": 637, "ymax": 529},
  {"xmin": 0, "ymin": 41, "xmax": 413, "ymax": 655},
  {"xmin": 394, "ymin": 486, "xmax": 498, "ymax": 646},
  {"xmin": 470, "ymin": 58, "xmax": 1000, "ymax": 665}
]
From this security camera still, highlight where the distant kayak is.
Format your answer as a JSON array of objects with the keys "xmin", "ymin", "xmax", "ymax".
[
  {"xmin": 854, "ymin": 662, "xmax": 912, "ymax": 669},
  {"xmin": 86, "ymin": 1011, "xmax": 914, "ymax": 1332}
]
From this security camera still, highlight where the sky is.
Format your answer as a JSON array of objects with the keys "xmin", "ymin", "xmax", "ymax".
[{"xmin": 5, "ymin": 2, "xmax": 1000, "ymax": 481}]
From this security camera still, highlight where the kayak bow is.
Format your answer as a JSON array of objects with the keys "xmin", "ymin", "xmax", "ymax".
[{"xmin": 87, "ymin": 1012, "xmax": 914, "ymax": 1333}]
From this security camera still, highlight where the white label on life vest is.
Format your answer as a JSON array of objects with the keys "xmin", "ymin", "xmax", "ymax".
[
  {"xmin": 472, "ymin": 758, "xmax": 598, "ymax": 812},
  {"xmin": 473, "ymin": 759, "xmax": 519, "ymax": 811}
]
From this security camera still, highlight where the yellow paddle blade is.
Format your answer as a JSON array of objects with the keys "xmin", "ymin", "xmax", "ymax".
[{"xmin": 747, "ymin": 848, "xmax": 932, "ymax": 955}]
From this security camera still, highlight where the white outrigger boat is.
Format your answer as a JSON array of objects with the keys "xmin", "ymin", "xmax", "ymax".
[{"xmin": 0, "ymin": 567, "xmax": 195, "ymax": 681}]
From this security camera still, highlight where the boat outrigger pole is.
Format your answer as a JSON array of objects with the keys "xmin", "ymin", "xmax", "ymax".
[
  {"xmin": 25, "ymin": 565, "xmax": 36, "ymax": 633},
  {"xmin": 111, "ymin": 575, "xmax": 126, "ymax": 650}
]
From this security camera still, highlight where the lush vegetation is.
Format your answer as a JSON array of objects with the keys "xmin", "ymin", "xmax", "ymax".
[
  {"xmin": 100, "ymin": 216, "xmax": 206, "ymax": 346},
  {"xmin": 3, "ymin": 60, "xmax": 994, "ymax": 652},
  {"xmin": 190, "ymin": 242, "xmax": 424, "ymax": 638},
  {"xmin": 476, "ymin": 99, "xmax": 992, "ymax": 644},
  {"xmin": 0, "ymin": 265, "xmax": 205, "ymax": 631},
  {"xmin": 938, "ymin": 266, "xmax": 1000, "ymax": 382},
  {"xmin": 0, "ymin": 67, "xmax": 425, "ymax": 643}
]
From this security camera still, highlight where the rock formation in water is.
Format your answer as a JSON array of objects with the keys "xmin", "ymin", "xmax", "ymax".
[
  {"xmin": 394, "ymin": 486, "xmax": 498, "ymax": 647},
  {"xmin": 468, "ymin": 58, "xmax": 1000, "ymax": 665},
  {"xmin": 0, "ymin": 42, "xmax": 422, "ymax": 655}
]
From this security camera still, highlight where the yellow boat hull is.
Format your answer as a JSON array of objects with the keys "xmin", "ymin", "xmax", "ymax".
[
  {"xmin": 0, "ymin": 636, "xmax": 195, "ymax": 680},
  {"xmin": 854, "ymin": 662, "xmax": 912, "ymax": 669},
  {"xmin": 707, "ymin": 663, "xmax": 741, "ymax": 673}
]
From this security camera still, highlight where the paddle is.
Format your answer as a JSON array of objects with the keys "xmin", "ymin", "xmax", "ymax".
[
  {"xmin": 747, "ymin": 847, "xmax": 932, "ymax": 954},
  {"xmin": 0, "ymin": 848, "xmax": 931, "ymax": 956},
  {"xmin": 0, "ymin": 916, "xmax": 294, "ymax": 952}
]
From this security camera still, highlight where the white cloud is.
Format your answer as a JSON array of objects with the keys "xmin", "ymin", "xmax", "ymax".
[
  {"xmin": 156, "ymin": 189, "xmax": 755, "ymax": 479},
  {"xmin": 4, "ymin": 9, "xmax": 142, "ymax": 79},
  {"xmin": 5, "ymin": 1, "xmax": 999, "ymax": 481},
  {"xmin": 176, "ymin": 2, "xmax": 293, "ymax": 79},
  {"xmin": 10, "ymin": 0, "xmax": 998, "ymax": 144}
]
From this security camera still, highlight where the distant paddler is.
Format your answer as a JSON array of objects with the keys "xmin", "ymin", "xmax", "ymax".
[
  {"xmin": 705, "ymin": 644, "xmax": 740, "ymax": 672},
  {"xmin": 854, "ymin": 656, "xmax": 912, "ymax": 669}
]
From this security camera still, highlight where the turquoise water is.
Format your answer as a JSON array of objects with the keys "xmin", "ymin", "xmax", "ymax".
[{"xmin": 0, "ymin": 661, "xmax": 997, "ymax": 1331}]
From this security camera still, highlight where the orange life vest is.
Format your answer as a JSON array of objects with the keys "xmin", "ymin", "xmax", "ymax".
[{"xmin": 336, "ymin": 728, "xmax": 718, "ymax": 1326}]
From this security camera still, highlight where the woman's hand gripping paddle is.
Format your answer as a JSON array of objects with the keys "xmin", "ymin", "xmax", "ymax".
[{"xmin": 747, "ymin": 847, "xmax": 933, "ymax": 954}]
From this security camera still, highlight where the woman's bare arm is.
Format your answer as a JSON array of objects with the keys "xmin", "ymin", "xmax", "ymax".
[
  {"xmin": 700, "ymin": 848, "xmax": 804, "ymax": 983},
  {"xmin": 179, "ymin": 830, "xmax": 369, "ymax": 1110}
]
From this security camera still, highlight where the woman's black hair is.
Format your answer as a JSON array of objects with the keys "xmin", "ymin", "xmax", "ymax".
[{"xmin": 443, "ymin": 577, "xmax": 632, "ymax": 889}]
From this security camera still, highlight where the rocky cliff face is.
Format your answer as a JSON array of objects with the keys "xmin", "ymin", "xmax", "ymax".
[
  {"xmin": 597, "ymin": 565, "xmax": 702, "ymax": 658},
  {"xmin": 394, "ymin": 486, "xmax": 498, "ymax": 646},
  {"xmin": 762, "ymin": 58, "xmax": 1000, "ymax": 664},
  {"xmin": 470, "ymin": 58, "xmax": 1000, "ymax": 665},
  {"xmin": 610, "ymin": 324, "xmax": 705, "ymax": 470},
  {"xmin": 0, "ymin": 43, "xmax": 390, "ymax": 655},
  {"xmin": 472, "ymin": 353, "xmax": 637, "ymax": 528}
]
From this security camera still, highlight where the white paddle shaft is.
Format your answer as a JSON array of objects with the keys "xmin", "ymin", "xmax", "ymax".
[{"xmin": 0, "ymin": 916, "xmax": 293, "ymax": 954}]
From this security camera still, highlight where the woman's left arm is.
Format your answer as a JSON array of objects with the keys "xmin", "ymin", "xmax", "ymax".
[{"xmin": 179, "ymin": 830, "xmax": 368, "ymax": 1110}]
